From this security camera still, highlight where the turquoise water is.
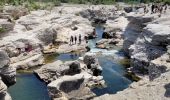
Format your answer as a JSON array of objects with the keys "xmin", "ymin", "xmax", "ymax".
[{"xmin": 8, "ymin": 73, "xmax": 50, "ymax": 100}]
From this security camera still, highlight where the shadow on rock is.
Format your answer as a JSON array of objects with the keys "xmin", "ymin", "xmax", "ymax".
[{"xmin": 164, "ymin": 83, "xmax": 170, "ymax": 97}]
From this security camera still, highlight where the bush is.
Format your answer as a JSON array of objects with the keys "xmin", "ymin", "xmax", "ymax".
[{"xmin": 0, "ymin": 27, "xmax": 6, "ymax": 33}]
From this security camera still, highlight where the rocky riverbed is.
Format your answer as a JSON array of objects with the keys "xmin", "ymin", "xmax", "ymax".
[{"xmin": 0, "ymin": 3, "xmax": 170, "ymax": 100}]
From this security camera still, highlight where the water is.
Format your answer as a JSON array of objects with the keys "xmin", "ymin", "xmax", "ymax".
[
  {"xmin": 89, "ymin": 26, "xmax": 132, "ymax": 95},
  {"xmin": 8, "ymin": 73, "xmax": 50, "ymax": 100},
  {"xmin": 57, "ymin": 53, "xmax": 82, "ymax": 61},
  {"xmin": 92, "ymin": 57, "xmax": 132, "ymax": 95},
  {"xmin": 44, "ymin": 52, "xmax": 82, "ymax": 63},
  {"xmin": 8, "ymin": 26, "xmax": 132, "ymax": 99}
]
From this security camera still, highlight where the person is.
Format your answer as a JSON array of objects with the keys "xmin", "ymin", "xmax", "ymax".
[
  {"xmin": 144, "ymin": 6, "xmax": 147, "ymax": 14},
  {"xmin": 92, "ymin": 29, "xmax": 96, "ymax": 37},
  {"xmin": 159, "ymin": 5, "xmax": 163, "ymax": 14},
  {"xmin": 25, "ymin": 43, "xmax": 32, "ymax": 52},
  {"xmin": 39, "ymin": 44, "xmax": 44, "ymax": 53},
  {"xmin": 164, "ymin": 4, "xmax": 168, "ymax": 13},
  {"xmin": 79, "ymin": 34, "xmax": 81, "ymax": 44},
  {"xmin": 70, "ymin": 35, "xmax": 74, "ymax": 45},
  {"xmin": 16, "ymin": 48, "xmax": 21, "ymax": 55},
  {"xmin": 74, "ymin": 36, "xmax": 77, "ymax": 44},
  {"xmin": 151, "ymin": 4, "xmax": 155, "ymax": 14},
  {"xmin": 84, "ymin": 36, "xmax": 88, "ymax": 43}
]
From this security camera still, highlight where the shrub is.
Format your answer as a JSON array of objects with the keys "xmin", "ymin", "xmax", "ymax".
[{"xmin": 0, "ymin": 27, "xmax": 6, "ymax": 33}]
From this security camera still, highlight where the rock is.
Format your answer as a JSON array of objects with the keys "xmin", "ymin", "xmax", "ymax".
[
  {"xmin": 34, "ymin": 60, "xmax": 83, "ymax": 83},
  {"xmin": 65, "ymin": 61, "xmax": 81, "ymax": 75},
  {"xmin": 3, "ymin": 5, "xmax": 29, "ymax": 20},
  {"xmin": 167, "ymin": 45, "xmax": 170, "ymax": 54},
  {"xmin": 123, "ymin": 16, "xmax": 154, "ymax": 56},
  {"xmin": 11, "ymin": 53, "xmax": 44, "ymax": 70},
  {"xmin": 56, "ymin": 42, "xmax": 88, "ymax": 54},
  {"xmin": 83, "ymin": 54, "xmax": 102, "ymax": 76},
  {"xmin": 93, "ymin": 70, "xmax": 170, "ymax": 100},
  {"xmin": 34, "ymin": 60, "xmax": 65, "ymax": 83},
  {"xmin": 102, "ymin": 31, "xmax": 113, "ymax": 39},
  {"xmin": 0, "ymin": 19, "xmax": 14, "ymax": 32},
  {"xmin": 148, "ymin": 54, "xmax": 170, "ymax": 80},
  {"xmin": 48, "ymin": 73, "xmax": 96, "ymax": 99},
  {"xmin": 96, "ymin": 39, "xmax": 109, "ymax": 49},
  {"xmin": 35, "ymin": 56, "xmax": 104, "ymax": 100},
  {"xmin": 0, "ymin": 78, "xmax": 12, "ymax": 100},
  {"xmin": 36, "ymin": 27, "xmax": 57, "ymax": 45},
  {"xmin": 129, "ymin": 23, "xmax": 170, "ymax": 77},
  {"xmin": 124, "ymin": 7, "xmax": 133, "ymax": 13},
  {"xmin": 0, "ymin": 50, "xmax": 16, "ymax": 85}
]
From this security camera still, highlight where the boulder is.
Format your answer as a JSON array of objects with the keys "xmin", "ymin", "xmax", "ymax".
[
  {"xmin": 37, "ymin": 27, "xmax": 57, "ymax": 45},
  {"xmin": 48, "ymin": 73, "xmax": 96, "ymax": 99},
  {"xmin": 0, "ymin": 50, "xmax": 16, "ymax": 85},
  {"xmin": 83, "ymin": 54, "xmax": 102, "ymax": 76},
  {"xmin": 0, "ymin": 78, "xmax": 12, "ymax": 100},
  {"xmin": 124, "ymin": 7, "xmax": 133, "ymax": 13},
  {"xmin": 34, "ymin": 60, "xmax": 82, "ymax": 83},
  {"xmin": 34, "ymin": 60, "xmax": 65, "ymax": 83},
  {"xmin": 11, "ymin": 53, "xmax": 44, "ymax": 70}
]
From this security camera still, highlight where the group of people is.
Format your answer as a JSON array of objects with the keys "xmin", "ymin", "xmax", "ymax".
[
  {"xmin": 151, "ymin": 3, "xmax": 168, "ymax": 14},
  {"xmin": 70, "ymin": 34, "xmax": 82, "ymax": 45},
  {"xmin": 141, "ymin": 3, "xmax": 168, "ymax": 16}
]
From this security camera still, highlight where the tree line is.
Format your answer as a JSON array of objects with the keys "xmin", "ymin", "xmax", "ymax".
[{"xmin": 0, "ymin": 0, "xmax": 170, "ymax": 5}]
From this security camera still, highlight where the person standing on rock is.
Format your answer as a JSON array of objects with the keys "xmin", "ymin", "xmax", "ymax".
[
  {"xmin": 70, "ymin": 35, "xmax": 74, "ymax": 45},
  {"xmin": 151, "ymin": 4, "xmax": 155, "ymax": 14},
  {"xmin": 159, "ymin": 5, "xmax": 163, "ymax": 16},
  {"xmin": 79, "ymin": 34, "xmax": 81, "ymax": 44},
  {"xmin": 75, "ymin": 36, "xmax": 77, "ymax": 44},
  {"xmin": 39, "ymin": 44, "xmax": 44, "ymax": 53},
  {"xmin": 164, "ymin": 4, "xmax": 168, "ymax": 13},
  {"xmin": 144, "ymin": 6, "xmax": 147, "ymax": 14},
  {"xmin": 84, "ymin": 35, "xmax": 88, "ymax": 43}
]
